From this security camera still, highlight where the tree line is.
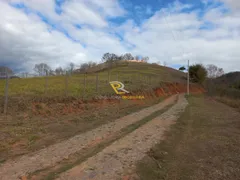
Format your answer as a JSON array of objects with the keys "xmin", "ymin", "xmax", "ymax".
[
  {"xmin": 178, "ymin": 64, "xmax": 225, "ymax": 84},
  {"xmin": 33, "ymin": 52, "xmax": 150, "ymax": 76},
  {"xmin": 33, "ymin": 63, "xmax": 75, "ymax": 76},
  {"xmin": 101, "ymin": 53, "xmax": 149, "ymax": 63}
]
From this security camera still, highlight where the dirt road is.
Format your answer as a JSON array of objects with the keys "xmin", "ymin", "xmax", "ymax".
[
  {"xmin": 56, "ymin": 94, "xmax": 188, "ymax": 180},
  {"xmin": 0, "ymin": 95, "xmax": 180, "ymax": 180}
]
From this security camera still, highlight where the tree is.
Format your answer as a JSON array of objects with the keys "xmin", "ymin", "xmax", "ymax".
[
  {"xmin": 189, "ymin": 64, "xmax": 207, "ymax": 84},
  {"xmin": 49, "ymin": 69, "xmax": 55, "ymax": 76},
  {"xmin": 55, "ymin": 67, "xmax": 64, "ymax": 75},
  {"xmin": 102, "ymin": 53, "xmax": 111, "ymax": 62},
  {"xmin": 206, "ymin": 64, "xmax": 224, "ymax": 78},
  {"xmin": 0, "ymin": 66, "xmax": 13, "ymax": 77},
  {"xmin": 122, "ymin": 53, "xmax": 134, "ymax": 60},
  {"xmin": 135, "ymin": 55, "xmax": 140, "ymax": 61},
  {"xmin": 34, "ymin": 63, "xmax": 51, "ymax": 76},
  {"xmin": 142, "ymin": 56, "xmax": 149, "ymax": 62},
  {"xmin": 102, "ymin": 53, "xmax": 119, "ymax": 68},
  {"xmin": 87, "ymin": 61, "xmax": 97, "ymax": 68},
  {"xmin": 179, "ymin": 66, "xmax": 186, "ymax": 71},
  {"xmin": 69, "ymin": 62, "xmax": 75, "ymax": 74},
  {"xmin": 79, "ymin": 63, "xmax": 89, "ymax": 72}
]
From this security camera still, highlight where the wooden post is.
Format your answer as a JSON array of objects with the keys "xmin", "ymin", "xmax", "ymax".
[
  {"xmin": 4, "ymin": 70, "xmax": 9, "ymax": 114},
  {"xmin": 65, "ymin": 72, "xmax": 68, "ymax": 96},
  {"xmin": 83, "ymin": 73, "xmax": 86, "ymax": 99},
  {"xmin": 108, "ymin": 69, "xmax": 110, "ymax": 82},
  {"xmin": 96, "ymin": 72, "xmax": 99, "ymax": 93},
  {"xmin": 187, "ymin": 60, "xmax": 190, "ymax": 95},
  {"xmin": 45, "ymin": 70, "xmax": 48, "ymax": 94}
]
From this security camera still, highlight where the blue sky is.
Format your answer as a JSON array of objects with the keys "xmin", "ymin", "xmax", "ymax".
[{"xmin": 0, "ymin": 0, "xmax": 240, "ymax": 73}]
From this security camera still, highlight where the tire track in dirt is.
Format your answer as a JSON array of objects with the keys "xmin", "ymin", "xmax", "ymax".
[
  {"xmin": 0, "ymin": 95, "xmax": 177, "ymax": 180},
  {"xmin": 57, "ymin": 94, "xmax": 188, "ymax": 180}
]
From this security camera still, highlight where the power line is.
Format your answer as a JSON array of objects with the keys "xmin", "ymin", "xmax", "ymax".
[{"xmin": 162, "ymin": 10, "xmax": 191, "ymax": 94}]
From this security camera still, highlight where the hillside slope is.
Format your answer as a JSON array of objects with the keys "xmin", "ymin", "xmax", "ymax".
[
  {"xmin": 206, "ymin": 71, "xmax": 240, "ymax": 99},
  {"xmin": 0, "ymin": 62, "xmax": 188, "ymax": 98},
  {"xmin": 214, "ymin": 71, "xmax": 240, "ymax": 89}
]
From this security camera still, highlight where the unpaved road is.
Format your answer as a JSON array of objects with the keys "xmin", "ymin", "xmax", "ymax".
[
  {"xmin": 0, "ymin": 95, "xmax": 178, "ymax": 180},
  {"xmin": 57, "ymin": 94, "xmax": 188, "ymax": 180}
]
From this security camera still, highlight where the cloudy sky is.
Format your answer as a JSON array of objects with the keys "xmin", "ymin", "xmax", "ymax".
[{"xmin": 0, "ymin": 0, "xmax": 239, "ymax": 73}]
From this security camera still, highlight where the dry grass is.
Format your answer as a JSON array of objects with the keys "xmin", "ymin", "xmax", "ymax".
[
  {"xmin": 214, "ymin": 96, "xmax": 240, "ymax": 111},
  {"xmin": 136, "ymin": 95, "xmax": 240, "ymax": 180},
  {"xmin": 0, "ymin": 94, "xmax": 164, "ymax": 163}
]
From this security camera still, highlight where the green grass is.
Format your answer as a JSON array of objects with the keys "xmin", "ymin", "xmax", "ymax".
[
  {"xmin": 136, "ymin": 95, "xmax": 240, "ymax": 180},
  {"xmin": 0, "ymin": 62, "xmax": 185, "ymax": 98}
]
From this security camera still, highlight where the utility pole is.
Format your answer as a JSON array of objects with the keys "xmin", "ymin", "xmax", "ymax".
[{"xmin": 187, "ymin": 60, "xmax": 190, "ymax": 95}]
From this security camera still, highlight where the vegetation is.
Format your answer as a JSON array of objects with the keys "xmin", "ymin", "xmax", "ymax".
[
  {"xmin": 206, "ymin": 64, "xmax": 224, "ymax": 78},
  {"xmin": 101, "ymin": 52, "xmax": 149, "ymax": 64},
  {"xmin": 206, "ymin": 71, "xmax": 240, "ymax": 99},
  {"xmin": 189, "ymin": 64, "xmax": 207, "ymax": 84},
  {"xmin": 0, "ymin": 90, "xmax": 164, "ymax": 163},
  {"xmin": 0, "ymin": 62, "xmax": 186, "ymax": 98},
  {"xmin": 137, "ymin": 95, "xmax": 240, "ymax": 180},
  {"xmin": 215, "ymin": 96, "xmax": 240, "ymax": 112},
  {"xmin": 0, "ymin": 66, "xmax": 13, "ymax": 77},
  {"xmin": 178, "ymin": 66, "xmax": 186, "ymax": 71},
  {"xmin": 34, "ymin": 63, "xmax": 51, "ymax": 76}
]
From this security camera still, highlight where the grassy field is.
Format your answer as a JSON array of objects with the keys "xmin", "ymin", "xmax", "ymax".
[
  {"xmin": 137, "ymin": 95, "xmax": 240, "ymax": 180},
  {"xmin": 0, "ymin": 62, "xmax": 186, "ymax": 98},
  {"xmin": 0, "ymin": 93, "xmax": 164, "ymax": 163},
  {"xmin": 214, "ymin": 96, "xmax": 240, "ymax": 112}
]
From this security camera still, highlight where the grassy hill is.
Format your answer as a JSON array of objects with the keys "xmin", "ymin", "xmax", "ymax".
[
  {"xmin": 206, "ymin": 71, "xmax": 240, "ymax": 99},
  {"xmin": 0, "ymin": 62, "xmax": 187, "ymax": 99},
  {"xmin": 214, "ymin": 71, "xmax": 240, "ymax": 89}
]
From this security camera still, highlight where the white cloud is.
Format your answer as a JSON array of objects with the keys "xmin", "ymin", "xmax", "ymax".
[
  {"xmin": 0, "ymin": 1, "xmax": 87, "ymax": 71},
  {"xmin": 120, "ymin": 2, "xmax": 240, "ymax": 72},
  {"xmin": 0, "ymin": 0, "xmax": 239, "ymax": 73},
  {"xmin": 221, "ymin": 0, "xmax": 240, "ymax": 10},
  {"xmin": 62, "ymin": 0, "xmax": 107, "ymax": 28},
  {"xmin": 87, "ymin": 0, "xmax": 126, "ymax": 17}
]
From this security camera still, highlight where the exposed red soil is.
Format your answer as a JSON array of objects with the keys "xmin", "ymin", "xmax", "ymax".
[
  {"xmin": 29, "ymin": 83, "xmax": 205, "ymax": 117},
  {"xmin": 3, "ymin": 83, "xmax": 205, "ymax": 117}
]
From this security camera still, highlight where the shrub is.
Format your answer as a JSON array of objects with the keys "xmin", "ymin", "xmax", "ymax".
[{"xmin": 189, "ymin": 64, "xmax": 207, "ymax": 84}]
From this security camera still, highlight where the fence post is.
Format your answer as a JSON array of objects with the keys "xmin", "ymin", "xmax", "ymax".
[
  {"xmin": 108, "ymin": 69, "xmax": 110, "ymax": 82},
  {"xmin": 4, "ymin": 71, "xmax": 9, "ymax": 114},
  {"xmin": 83, "ymin": 73, "xmax": 86, "ymax": 99},
  {"xmin": 45, "ymin": 70, "xmax": 48, "ymax": 94},
  {"xmin": 117, "ymin": 72, "xmax": 119, "ymax": 81},
  {"xmin": 65, "ymin": 72, "xmax": 68, "ymax": 96},
  {"xmin": 96, "ymin": 72, "xmax": 99, "ymax": 93}
]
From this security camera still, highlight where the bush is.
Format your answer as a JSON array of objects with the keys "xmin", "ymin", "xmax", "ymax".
[
  {"xmin": 189, "ymin": 64, "xmax": 207, "ymax": 84},
  {"xmin": 179, "ymin": 66, "xmax": 186, "ymax": 71}
]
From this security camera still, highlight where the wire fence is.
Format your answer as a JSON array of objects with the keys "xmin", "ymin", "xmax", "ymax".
[{"xmin": 1, "ymin": 69, "xmax": 174, "ymax": 114}]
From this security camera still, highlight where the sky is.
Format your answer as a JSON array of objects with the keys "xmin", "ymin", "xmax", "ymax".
[{"xmin": 0, "ymin": 0, "xmax": 240, "ymax": 73}]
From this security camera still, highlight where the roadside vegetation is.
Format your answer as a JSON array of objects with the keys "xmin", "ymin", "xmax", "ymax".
[
  {"xmin": 0, "ymin": 93, "xmax": 164, "ymax": 163},
  {"xmin": 136, "ymin": 95, "xmax": 240, "ymax": 180}
]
